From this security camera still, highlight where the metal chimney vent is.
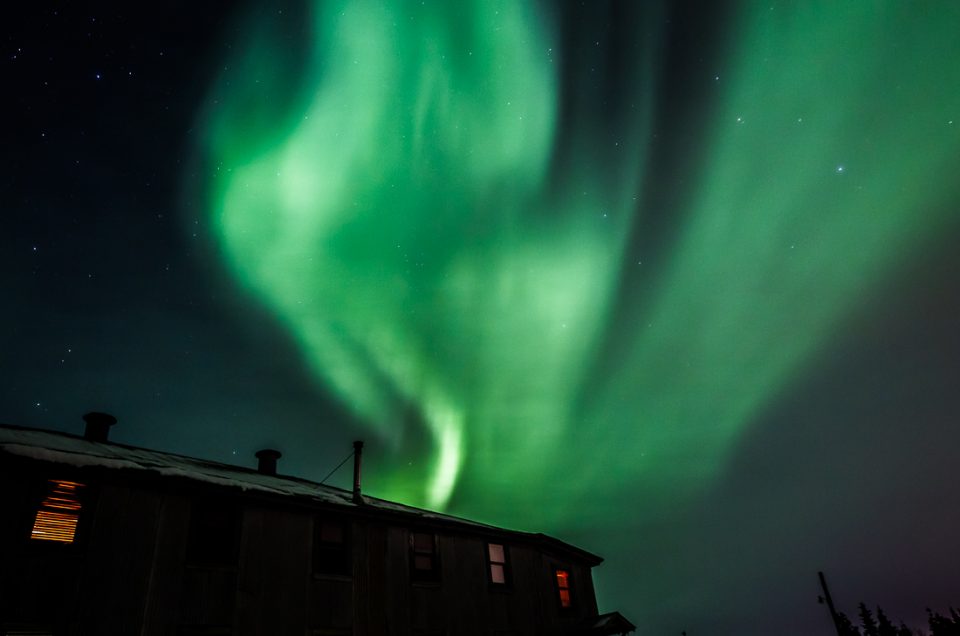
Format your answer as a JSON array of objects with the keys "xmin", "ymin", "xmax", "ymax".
[
  {"xmin": 255, "ymin": 448, "xmax": 282, "ymax": 476},
  {"xmin": 82, "ymin": 412, "xmax": 116, "ymax": 442}
]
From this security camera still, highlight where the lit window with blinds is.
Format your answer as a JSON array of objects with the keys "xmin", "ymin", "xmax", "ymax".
[{"xmin": 30, "ymin": 479, "xmax": 84, "ymax": 544}]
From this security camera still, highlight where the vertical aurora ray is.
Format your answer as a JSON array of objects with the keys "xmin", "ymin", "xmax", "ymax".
[
  {"xmin": 201, "ymin": 0, "xmax": 652, "ymax": 511},
  {"xmin": 562, "ymin": 2, "xmax": 960, "ymax": 521},
  {"xmin": 199, "ymin": 1, "xmax": 960, "ymax": 525},
  {"xmin": 568, "ymin": 2, "xmax": 960, "ymax": 512}
]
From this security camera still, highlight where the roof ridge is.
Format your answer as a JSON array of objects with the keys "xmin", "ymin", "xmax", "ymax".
[{"xmin": 0, "ymin": 421, "xmax": 602, "ymax": 564}]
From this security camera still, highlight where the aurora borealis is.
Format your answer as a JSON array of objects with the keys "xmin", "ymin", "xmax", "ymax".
[
  {"xmin": 5, "ymin": 1, "xmax": 960, "ymax": 633},
  {"xmin": 202, "ymin": 0, "xmax": 960, "ymax": 524},
  {"xmin": 202, "ymin": 0, "xmax": 652, "ymax": 514}
]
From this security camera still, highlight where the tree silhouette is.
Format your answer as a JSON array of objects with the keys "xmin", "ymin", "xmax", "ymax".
[
  {"xmin": 828, "ymin": 603, "xmax": 960, "ymax": 636},
  {"xmin": 835, "ymin": 609, "xmax": 862, "ymax": 636},
  {"xmin": 926, "ymin": 607, "xmax": 960, "ymax": 636},
  {"xmin": 817, "ymin": 573, "xmax": 960, "ymax": 636},
  {"xmin": 860, "ymin": 603, "xmax": 879, "ymax": 636}
]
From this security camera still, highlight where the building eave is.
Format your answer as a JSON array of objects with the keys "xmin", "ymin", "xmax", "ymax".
[{"xmin": 0, "ymin": 421, "xmax": 602, "ymax": 565}]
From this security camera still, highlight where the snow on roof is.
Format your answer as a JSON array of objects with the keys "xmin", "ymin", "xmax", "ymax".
[
  {"xmin": 581, "ymin": 611, "xmax": 637, "ymax": 634},
  {"xmin": 0, "ymin": 422, "xmax": 603, "ymax": 563},
  {"xmin": 0, "ymin": 424, "xmax": 512, "ymax": 537}
]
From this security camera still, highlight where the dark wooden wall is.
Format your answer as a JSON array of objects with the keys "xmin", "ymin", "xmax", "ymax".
[{"xmin": 0, "ymin": 459, "xmax": 601, "ymax": 636}]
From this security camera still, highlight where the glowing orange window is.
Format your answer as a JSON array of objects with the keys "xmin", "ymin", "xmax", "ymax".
[
  {"xmin": 31, "ymin": 480, "xmax": 84, "ymax": 544},
  {"xmin": 556, "ymin": 568, "xmax": 571, "ymax": 608}
]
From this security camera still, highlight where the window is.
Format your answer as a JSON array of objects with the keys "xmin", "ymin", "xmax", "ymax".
[
  {"xmin": 30, "ymin": 479, "xmax": 84, "ymax": 544},
  {"xmin": 313, "ymin": 518, "xmax": 351, "ymax": 577},
  {"xmin": 409, "ymin": 531, "xmax": 439, "ymax": 582},
  {"xmin": 185, "ymin": 500, "xmax": 240, "ymax": 567},
  {"xmin": 555, "ymin": 568, "xmax": 572, "ymax": 609},
  {"xmin": 487, "ymin": 542, "xmax": 509, "ymax": 585}
]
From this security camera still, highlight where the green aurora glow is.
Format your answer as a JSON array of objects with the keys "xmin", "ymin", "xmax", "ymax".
[{"xmin": 200, "ymin": 1, "xmax": 960, "ymax": 527}]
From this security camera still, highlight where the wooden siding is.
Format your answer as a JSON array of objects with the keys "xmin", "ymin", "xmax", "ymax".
[{"xmin": 1, "ymin": 459, "xmax": 606, "ymax": 636}]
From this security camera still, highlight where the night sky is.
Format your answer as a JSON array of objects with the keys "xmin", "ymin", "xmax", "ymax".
[{"xmin": 4, "ymin": 2, "xmax": 960, "ymax": 634}]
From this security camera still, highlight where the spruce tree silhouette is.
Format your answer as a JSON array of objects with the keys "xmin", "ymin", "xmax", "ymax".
[
  {"xmin": 833, "ymin": 604, "xmax": 960, "ymax": 636},
  {"xmin": 859, "ymin": 603, "xmax": 879, "ymax": 636},
  {"xmin": 817, "ymin": 573, "xmax": 959, "ymax": 636},
  {"xmin": 926, "ymin": 607, "xmax": 960, "ymax": 635},
  {"xmin": 834, "ymin": 610, "xmax": 861, "ymax": 636}
]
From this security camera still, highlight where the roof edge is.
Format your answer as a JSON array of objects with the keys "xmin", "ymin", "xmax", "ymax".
[{"xmin": 0, "ymin": 421, "xmax": 604, "ymax": 565}]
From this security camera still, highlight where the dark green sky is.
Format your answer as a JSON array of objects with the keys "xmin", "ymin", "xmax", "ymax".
[{"xmin": 4, "ymin": 2, "xmax": 960, "ymax": 633}]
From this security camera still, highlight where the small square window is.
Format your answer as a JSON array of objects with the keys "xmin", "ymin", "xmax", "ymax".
[
  {"xmin": 319, "ymin": 521, "xmax": 344, "ymax": 543},
  {"xmin": 410, "ymin": 531, "xmax": 439, "ymax": 582},
  {"xmin": 313, "ymin": 518, "xmax": 351, "ymax": 577},
  {"xmin": 413, "ymin": 532, "xmax": 434, "ymax": 552},
  {"xmin": 487, "ymin": 542, "xmax": 509, "ymax": 585}
]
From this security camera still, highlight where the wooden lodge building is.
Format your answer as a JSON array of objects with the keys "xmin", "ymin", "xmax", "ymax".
[{"xmin": 0, "ymin": 413, "xmax": 635, "ymax": 636}]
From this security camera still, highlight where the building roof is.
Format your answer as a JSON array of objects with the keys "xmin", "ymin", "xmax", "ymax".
[
  {"xmin": 0, "ymin": 422, "xmax": 602, "ymax": 565},
  {"xmin": 579, "ymin": 611, "xmax": 637, "ymax": 635}
]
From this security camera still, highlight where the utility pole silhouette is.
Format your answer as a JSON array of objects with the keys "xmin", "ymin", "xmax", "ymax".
[{"xmin": 818, "ymin": 571, "xmax": 846, "ymax": 636}]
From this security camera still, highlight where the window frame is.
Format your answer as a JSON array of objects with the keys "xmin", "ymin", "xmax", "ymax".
[
  {"xmin": 312, "ymin": 516, "xmax": 353, "ymax": 578},
  {"xmin": 409, "ymin": 530, "xmax": 441, "ymax": 584},
  {"xmin": 485, "ymin": 541, "xmax": 511, "ymax": 587},
  {"xmin": 554, "ymin": 566, "xmax": 573, "ymax": 610},
  {"xmin": 29, "ymin": 478, "xmax": 85, "ymax": 545},
  {"xmin": 26, "ymin": 477, "xmax": 92, "ymax": 550}
]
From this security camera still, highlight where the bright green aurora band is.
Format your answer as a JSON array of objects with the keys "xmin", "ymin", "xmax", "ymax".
[{"xmin": 200, "ymin": 1, "xmax": 960, "ymax": 529}]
